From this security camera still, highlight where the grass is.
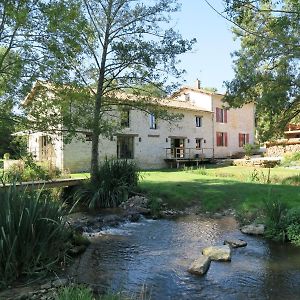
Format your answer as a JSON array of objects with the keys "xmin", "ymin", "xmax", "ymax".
[{"xmin": 138, "ymin": 166, "xmax": 300, "ymax": 213}]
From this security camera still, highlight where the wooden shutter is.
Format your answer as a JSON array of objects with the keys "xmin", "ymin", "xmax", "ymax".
[
  {"xmin": 224, "ymin": 109, "xmax": 228, "ymax": 123},
  {"xmin": 224, "ymin": 132, "xmax": 228, "ymax": 147},
  {"xmin": 246, "ymin": 134, "xmax": 250, "ymax": 144},
  {"xmin": 216, "ymin": 132, "xmax": 221, "ymax": 146},
  {"xmin": 216, "ymin": 108, "xmax": 220, "ymax": 122},
  {"xmin": 239, "ymin": 133, "xmax": 243, "ymax": 147}
]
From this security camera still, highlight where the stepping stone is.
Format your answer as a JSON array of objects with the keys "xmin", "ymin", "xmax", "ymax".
[
  {"xmin": 202, "ymin": 245, "xmax": 231, "ymax": 261},
  {"xmin": 241, "ymin": 224, "xmax": 265, "ymax": 235},
  {"xmin": 188, "ymin": 255, "xmax": 211, "ymax": 275},
  {"xmin": 224, "ymin": 238, "xmax": 247, "ymax": 248}
]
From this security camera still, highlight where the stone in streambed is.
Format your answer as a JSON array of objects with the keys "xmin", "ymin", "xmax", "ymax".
[
  {"xmin": 188, "ymin": 255, "xmax": 211, "ymax": 275},
  {"xmin": 202, "ymin": 245, "xmax": 231, "ymax": 261},
  {"xmin": 224, "ymin": 238, "xmax": 247, "ymax": 248},
  {"xmin": 241, "ymin": 224, "xmax": 265, "ymax": 235}
]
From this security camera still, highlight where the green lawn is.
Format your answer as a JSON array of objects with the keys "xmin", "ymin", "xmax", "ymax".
[
  {"xmin": 138, "ymin": 166, "xmax": 300, "ymax": 213},
  {"xmin": 70, "ymin": 165, "xmax": 300, "ymax": 213}
]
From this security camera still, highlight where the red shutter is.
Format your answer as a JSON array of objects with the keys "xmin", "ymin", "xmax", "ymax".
[
  {"xmin": 225, "ymin": 132, "xmax": 228, "ymax": 147},
  {"xmin": 216, "ymin": 132, "xmax": 220, "ymax": 146},
  {"xmin": 239, "ymin": 133, "xmax": 242, "ymax": 147},
  {"xmin": 224, "ymin": 109, "xmax": 228, "ymax": 123},
  {"xmin": 246, "ymin": 134, "xmax": 250, "ymax": 144},
  {"xmin": 216, "ymin": 107, "xmax": 220, "ymax": 122}
]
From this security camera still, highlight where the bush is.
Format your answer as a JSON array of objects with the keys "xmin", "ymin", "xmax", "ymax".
[
  {"xmin": 243, "ymin": 143, "xmax": 259, "ymax": 157},
  {"xmin": 281, "ymin": 152, "xmax": 300, "ymax": 167},
  {"xmin": 4, "ymin": 156, "xmax": 61, "ymax": 183},
  {"xmin": 75, "ymin": 159, "xmax": 139, "ymax": 209},
  {"xmin": 0, "ymin": 185, "xmax": 70, "ymax": 288},
  {"xmin": 263, "ymin": 196, "xmax": 287, "ymax": 242}
]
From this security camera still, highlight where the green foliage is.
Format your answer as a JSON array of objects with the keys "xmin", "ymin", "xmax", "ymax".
[
  {"xmin": 57, "ymin": 285, "xmax": 95, "ymax": 300},
  {"xmin": 281, "ymin": 152, "xmax": 300, "ymax": 167},
  {"xmin": 263, "ymin": 195, "xmax": 287, "ymax": 242},
  {"xmin": 243, "ymin": 143, "xmax": 259, "ymax": 157},
  {"xmin": 3, "ymin": 153, "xmax": 10, "ymax": 160},
  {"xmin": 0, "ymin": 186, "xmax": 70, "ymax": 287},
  {"xmin": 224, "ymin": 0, "xmax": 300, "ymax": 141},
  {"xmin": 4, "ymin": 156, "xmax": 61, "ymax": 183},
  {"xmin": 75, "ymin": 159, "xmax": 139, "ymax": 209}
]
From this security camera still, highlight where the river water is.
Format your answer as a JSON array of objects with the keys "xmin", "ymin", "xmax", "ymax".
[{"xmin": 70, "ymin": 215, "xmax": 300, "ymax": 300}]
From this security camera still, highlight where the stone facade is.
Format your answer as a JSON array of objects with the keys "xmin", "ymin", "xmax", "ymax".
[
  {"xmin": 25, "ymin": 84, "xmax": 255, "ymax": 172},
  {"xmin": 266, "ymin": 141, "xmax": 300, "ymax": 157}
]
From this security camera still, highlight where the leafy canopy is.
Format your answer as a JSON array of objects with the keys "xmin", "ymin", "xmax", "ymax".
[{"xmin": 223, "ymin": 0, "xmax": 300, "ymax": 141}]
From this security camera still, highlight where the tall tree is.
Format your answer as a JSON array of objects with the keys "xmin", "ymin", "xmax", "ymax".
[
  {"xmin": 27, "ymin": 0, "xmax": 195, "ymax": 182},
  {"xmin": 223, "ymin": 0, "xmax": 300, "ymax": 141}
]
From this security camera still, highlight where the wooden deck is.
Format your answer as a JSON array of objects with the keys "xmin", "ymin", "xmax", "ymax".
[
  {"xmin": 164, "ymin": 147, "xmax": 214, "ymax": 168},
  {"xmin": 0, "ymin": 178, "xmax": 86, "ymax": 190}
]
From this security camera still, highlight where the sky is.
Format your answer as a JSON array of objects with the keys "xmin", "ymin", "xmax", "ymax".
[{"xmin": 173, "ymin": 0, "xmax": 240, "ymax": 93}]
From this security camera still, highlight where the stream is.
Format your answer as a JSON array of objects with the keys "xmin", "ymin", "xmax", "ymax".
[{"xmin": 69, "ymin": 215, "xmax": 300, "ymax": 300}]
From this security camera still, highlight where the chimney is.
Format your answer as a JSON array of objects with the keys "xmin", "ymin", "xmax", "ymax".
[{"xmin": 195, "ymin": 79, "xmax": 201, "ymax": 89}]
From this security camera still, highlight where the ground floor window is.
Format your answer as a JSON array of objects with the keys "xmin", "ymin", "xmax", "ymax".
[
  {"xmin": 117, "ymin": 136, "xmax": 134, "ymax": 159},
  {"xmin": 239, "ymin": 133, "xmax": 249, "ymax": 147},
  {"xmin": 216, "ymin": 132, "xmax": 228, "ymax": 147},
  {"xmin": 195, "ymin": 138, "xmax": 203, "ymax": 149}
]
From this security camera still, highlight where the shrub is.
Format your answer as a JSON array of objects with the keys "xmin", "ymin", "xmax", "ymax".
[
  {"xmin": 75, "ymin": 159, "xmax": 139, "ymax": 209},
  {"xmin": 285, "ymin": 208, "xmax": 300, "ymax": 246},
  {"xmin": 243, "ymin": 143, "xmax": 259, "ymax": 157},
  {"xmin": 263, "ymin": 195, "xmax": 287, "ymax": 242},
  {"xmin": 4, "ymin": 156, "xmax": 61, "ymax": 183},
  {"xmin": 281, "ymin": 152, "xmax": 300, "ymax": 167},
  {"xmin": 0, "ymin": 185, "xmax": 70, "ymax": 287},
  {"xmin": 3, "ymin": 153, "xmax": 10, "ymax": 160}
]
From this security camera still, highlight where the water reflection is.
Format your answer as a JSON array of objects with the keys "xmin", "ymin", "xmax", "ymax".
[{"xmin": 69, "ymin": 215, "xmax": 300, "ymax": 299}]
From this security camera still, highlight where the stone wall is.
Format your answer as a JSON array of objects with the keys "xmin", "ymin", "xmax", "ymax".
[{"xmin": 266, "ymin": 143, "xmax": 300, "ymax": 157}]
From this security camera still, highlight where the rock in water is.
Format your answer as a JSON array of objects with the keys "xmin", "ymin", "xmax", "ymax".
[
  {"xmin": 224, "ymin": 238, "xmax": 247, "ymax": 248},
  {"xmin": 202, "ymin": 245, "xmax": 231, "ymax": 261},
  {"xmin": 240, "ymin": 224, "xmax": 265, "ymax": 235},
  {"xmin": 188, "ymin": 255, "xmax": 211, "ymax": 275}
]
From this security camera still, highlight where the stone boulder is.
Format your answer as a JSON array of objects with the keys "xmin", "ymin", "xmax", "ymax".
[
  {"xmin": 241, "ymin": 224, "xmax": 265, "ymax": 235},
  {"xmin": 188, "ymin": 255, "xmax": 211, "ymax": 275},
  {"xmin": 120, "ymin": 196, "xmax": 151, "ymax": 215},
  {"xmin": 224, "ymin": 238, "xmax": 247, "ymax": 248},
  {"xmin": 202, "ymin": 245, "xmax": 231, "ymax": 261}
]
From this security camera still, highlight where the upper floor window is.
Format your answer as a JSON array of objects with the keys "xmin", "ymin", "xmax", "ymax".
[
  {"xmin": 239, "ymin": 133, "xmax": 249, "ymax": 147},
  {"xmin": 150, "ymin": 113, "xmax": 157, "ymax": 129},
  {"xmin": 184, "ymin": 93, "xmax": 190, "ymax": 101},
  {"xmin": 120, "ymin": 109, "xmax": 130, "ymax": 127},
  {"xmin": 196, "ymin": 116, "xmax": 202, "ymax": 127},
  {"xmin": 216, "ymin": 107, "xmax": 227, "ymax": 123},
  {"xmin": 216, "ymin": 132, "xmax": 228, "ymax": 147}
]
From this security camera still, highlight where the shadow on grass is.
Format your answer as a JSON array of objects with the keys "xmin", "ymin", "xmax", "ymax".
[{"xmin": 139, "ymin": 177, "xmax": 300, "ymax": 212}]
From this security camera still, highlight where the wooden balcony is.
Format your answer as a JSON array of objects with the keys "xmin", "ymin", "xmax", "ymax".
[{"xmin": 164, "ymin": 147, "xmax": 214, "ymax": 168}]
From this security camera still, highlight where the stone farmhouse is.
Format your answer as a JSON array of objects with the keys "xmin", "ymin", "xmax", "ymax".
[{"xmin": 24, "ymin": 81, "xmax": 255, "ymax": 172}]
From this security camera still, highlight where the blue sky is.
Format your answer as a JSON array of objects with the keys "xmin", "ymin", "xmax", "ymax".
[{"xmin": 173, "ymin": 0, "xmax": 240, "ymax": 93}]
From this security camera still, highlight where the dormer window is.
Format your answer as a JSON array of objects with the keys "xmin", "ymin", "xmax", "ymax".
[{"xmin": 184, "ymin": 93, "xmax": 190, "ymax": 101}]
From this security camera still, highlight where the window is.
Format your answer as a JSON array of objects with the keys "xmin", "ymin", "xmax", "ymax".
[
  {"xmin": 195, "ymin": 116, "xmax": 202, "ymax": 127},
  {"xmin": 184, "ymin": 93, "xmax": 190, "ymax": 101},
  {"xmin": 85, "ymin": 132, "xmax": 92, "ymax": 141},
  {"xmin": 216, "ymin": 132, "xmax": 228, "ymax": 147},
  {"xmin": 239, "ymin": 133, "xmax": 249, "ymax": 147},
  {"xmin": 196, "ymin": 138, "xmax": 203, "ymax": 149},
  {"xmin": 117, "ymin": 136, "xmax": 134, "ymax": 159},
  {"xmin": 120, "ymin": 109, "xmax": 130, "ymax": 127},
  {"xmin": 150, "ymin": 113, "xmax": 157, "ymax": 129},
  {"xmin": 216, "ymin": 107, "xmax": 228, "ymax": 123}
]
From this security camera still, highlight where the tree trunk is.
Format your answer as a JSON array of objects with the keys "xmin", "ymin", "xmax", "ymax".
[{"xmin": 90, "ymin": 9, "xmax": 112, "ymax": 184}]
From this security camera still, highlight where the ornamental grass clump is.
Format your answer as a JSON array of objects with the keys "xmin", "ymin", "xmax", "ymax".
[
  {"xmin": 0, "ymin": 185, "xmax": 69, "ymax": 288},
  {"xmin": 75, "ymin": 159, "xmax": 139, "ymax": 209}
]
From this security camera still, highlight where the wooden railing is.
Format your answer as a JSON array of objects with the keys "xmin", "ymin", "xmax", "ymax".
[{"xmin": 164, "ymin": 147, "xmax": 214, "ymax": 159}]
